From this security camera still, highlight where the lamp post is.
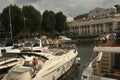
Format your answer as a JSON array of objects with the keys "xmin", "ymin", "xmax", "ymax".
[{"xmin": 9, "ymin": 5, "xmax": 12, "ymax": 40}]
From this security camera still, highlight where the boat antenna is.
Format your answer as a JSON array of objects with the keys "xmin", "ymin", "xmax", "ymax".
[{"xmin": 9, "ymin": 5, "xmax": 12, "ymax": 40}]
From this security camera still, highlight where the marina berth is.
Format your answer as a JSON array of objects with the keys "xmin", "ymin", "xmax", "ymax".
[{"xmin": 2, "ymin": 45, "xmax": 79, "ymax": 80}]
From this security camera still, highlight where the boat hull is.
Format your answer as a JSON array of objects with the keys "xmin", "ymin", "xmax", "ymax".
[
  {"xmin": 34, "ymin": 50, "xmax": 78, "ymax": 80},
  {"xmin": 2, "ymin": 49, "xmax": 79, "ymax": 80}
]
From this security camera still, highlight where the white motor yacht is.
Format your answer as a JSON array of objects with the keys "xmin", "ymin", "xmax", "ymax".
[
  {"xmin": 81, "ymin": 32, "xmax": 120, "ymax": 80},
  {"xmin": 0, "ymin": 38, "xmax": 52, "ymax": 71},
  {"xmin": 7, "ymin": 38, "xmax": 50, "ymax": 53},
  {"xmin": 2, "ymin": 48, "xmax": 78, "ymax": 80}
]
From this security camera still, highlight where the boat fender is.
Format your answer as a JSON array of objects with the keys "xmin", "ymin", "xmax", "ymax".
[
  {"xmin": 74, "ymin": 49, "xmax": 76, "ymax": 53},
  {"xmin": 75, "ymin": 57, "xmax": 81, "ymax": 66}
]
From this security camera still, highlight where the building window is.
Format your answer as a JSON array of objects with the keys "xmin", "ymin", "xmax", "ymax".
[
  {"xmin": 106, "ymin": 22, "xmax": 113, "ymax": 26},
  {"xmin": 109, "ymin": 27, "xmax": 113, "ymax": 32},
  {"xmin": 93, "ymin": 29, "xmax": 95, "ymax": 34},
  {"xmin": 117, "ymin": 21, "xmax": 120, "ymax": 27},
  {"xmin": 96, "ymin": 10, "xmax": 99, "ymax": 13},
  {"xmin": 88, "ymin": 29, "xmax": 89, "ymax": 33},
  {"xmin": 101, "ymin": 28, "xmax": 103, "ymax": 33}
]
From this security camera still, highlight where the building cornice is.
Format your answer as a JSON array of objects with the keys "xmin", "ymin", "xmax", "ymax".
[{"xmin": 68, "ymin": 17, "xmax": 120, "ymax": 27}]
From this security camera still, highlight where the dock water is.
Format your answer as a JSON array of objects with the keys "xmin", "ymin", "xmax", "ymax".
[{"xmin": 58, "ymin": 40, "xmax": 95, "ymax": 80}]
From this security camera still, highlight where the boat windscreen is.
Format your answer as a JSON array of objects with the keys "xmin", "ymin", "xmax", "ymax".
[
  {"xmin": 52, "ymin": 50, "xmax": 67, "ymax": 56},
  {"xmin": 24, "ymin": 39, "xmax": 40, "ymax": 47},
  {"xmin": 24, "ymin": 41, "xmax": 33, "ymax": 47},
  {"xmin": 18, "ymin": 52, "xmax": 49, "ymax": 60}
]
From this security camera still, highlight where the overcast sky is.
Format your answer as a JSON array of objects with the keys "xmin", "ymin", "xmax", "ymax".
[{"xmin": 0, "ymin": 0, "xmax": 120, "ymax": 18}]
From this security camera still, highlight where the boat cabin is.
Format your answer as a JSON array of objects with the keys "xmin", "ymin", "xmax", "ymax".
[{"xmin": 22, "ymin": 38, "xmax": 48, "ymax": 52}]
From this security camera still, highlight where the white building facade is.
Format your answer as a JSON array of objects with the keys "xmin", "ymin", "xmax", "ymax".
[{"xmin": 68, "ymin": 5, "xmax": 120, "ymax": 36}]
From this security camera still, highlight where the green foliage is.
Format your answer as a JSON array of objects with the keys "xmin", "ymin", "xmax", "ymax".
[
  {"xmin": 1, "ymin": 5, "xmax": 24, "ymax": 38},
  {"xmin": 55, "ymin": 12, "xmax": 68, "ymax": 33},
  {"xmin": 41, "ymin": 11, "xmax": 68, "ymax": 33},
  {"xmin": 41, "ymin": 10, "xmax": 56, "ymax": 33},
  {"xmin": 1, "ymin": 4, "xmax": 68, "ymax": 38},
  {"xmin": 0, "ymin": 13, "xmax": 1, "ymax": 21},
  {"xmin": 22, "ymin": 5, "xmax": 42, "ymax": 33}
]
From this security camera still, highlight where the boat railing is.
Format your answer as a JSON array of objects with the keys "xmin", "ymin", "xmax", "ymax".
[
  {"xmin": 90, "ymin": 75, "xmax": 117, "ymax": 80},
  {"xmin": 0, "ymin": 58, "xmax": 23, "ymax": 70},
  {"xmin": 0, "ymin": 58, "xmax": 18, "ymax": 65},
  {"xmin": 101, "ymin": 72, "xmax": 120, "ymax": 80}
]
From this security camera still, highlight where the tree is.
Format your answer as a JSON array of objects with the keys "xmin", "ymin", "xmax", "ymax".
[
  {"xmin": 0, "ymin": 13, "xmax": 1, "ymax": 21},
  {"xmin": 55, "ymin": 12, "xmax": 68, "ymax": 33},
  {"xmin": 41, "ymin": 10, "xmax": 56, "ymax": 33},
  {"xmin": 1, "ymin": 5, "xmax": 24, "ymax": 39},
  {"xmin": 22, "ymin": 5, "xmax": 42, "ymax": 33}
]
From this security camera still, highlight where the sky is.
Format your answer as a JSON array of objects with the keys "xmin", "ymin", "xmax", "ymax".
[{"xmin": 0, "ymin": 0, "xmax": 120, "ymax": 18}]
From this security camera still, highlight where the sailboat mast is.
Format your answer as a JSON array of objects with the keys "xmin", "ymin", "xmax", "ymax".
[{"xmin": 9, "ymin": 5, "xmax": 12, "ymax": 40}]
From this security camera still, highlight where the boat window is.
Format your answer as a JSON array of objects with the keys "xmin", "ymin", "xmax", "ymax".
[
  {"xmin": 24, "ymin": 39, "xmax": 40, "ymax": 47},
  {"xmin": 54, "ymin": 51, "xmax": 66, "ymax": 56},
  {"xmin": 24, "ymin": 41, "xmax": 33, "ymax": 47},
  {"xmin": 33, "ymin": 39, "xmax": 40, "ymax": 47},
  {"xmin": 114, "ymin": 53, "xmax": 120, "ymax": 69},
  {"xmin": 33, "ymin": 43, "xmax": 39, "ymax": 47},
  {"xmin": 116, "ymin": 32, "xmax": 120, "ymax": 44},
  {"xmin": 0, "ymin": 40, "xmax": 15, "ymax": 47},
  {"xmin": 41, "ymin": 39, "xmax": 48, "ymax": 47},
  {"xmin": 5, "ymin": 41, "xmax": 13, "ymax": 46}
]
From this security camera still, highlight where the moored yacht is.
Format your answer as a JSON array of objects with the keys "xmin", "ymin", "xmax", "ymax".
[
  {"xmin": 81, "ymin": 31, "xmax": 120, "ymax": 80},
  {"xmin": 2, "ymin": 46, "xmax": 78, "ymax": 80},
  {"xmin": 7, "ymin": 38, "xmax": 50, "ymax": 53},
  {"xmin": 0, "ymin": 38, "xmax": 49, "ymax": 72}
]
